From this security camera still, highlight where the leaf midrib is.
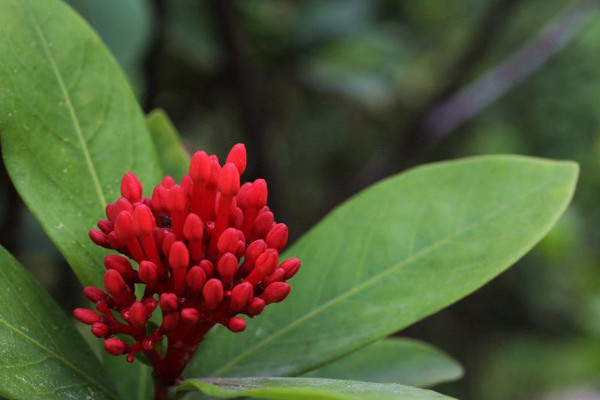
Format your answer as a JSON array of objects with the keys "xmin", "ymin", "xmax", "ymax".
[
  {"xmin": 211, "ymin": 177, "xmax": 571, "ymax": 376},
  {"xmin": 0, "ymin": 316, "xmax": 118, "ymax": 399},
  {"xmin": 22, "ymin": 0, "xmax": 107, "ymax": 208}
]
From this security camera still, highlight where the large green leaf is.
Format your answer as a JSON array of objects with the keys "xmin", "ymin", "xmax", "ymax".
[
  {"xmin": 0, "ymin": 246, "xmax": 121, "ymax": 399},
  {"xmin": 189, "ymin": 156, "xmax": 577, "ymax": 377},
  {"xmin": 176, "ymin": 377, "xmax": 455, "ymax": 400},
  {"xmin": 305, "ymin": 338, "xmax": 463, "ymax": 388},
  {"xmin": 0, "ymin": 0, "xmax": 162, "ymax": 287},
  {"xmin": 147, "ymin": 109, "xmax": 190, "ymax": 181}
]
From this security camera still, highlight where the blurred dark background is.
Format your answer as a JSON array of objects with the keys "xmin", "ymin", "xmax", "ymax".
[{"xmin": 2, "ymin": 0, "xmax": 600, "ymax": 398}]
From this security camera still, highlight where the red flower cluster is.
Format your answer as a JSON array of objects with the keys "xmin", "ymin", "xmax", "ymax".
[{"xmin": 75, "ymin": 144, "xmax": 300, "ymax": 383}]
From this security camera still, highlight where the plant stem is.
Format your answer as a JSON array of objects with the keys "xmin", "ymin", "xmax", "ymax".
[{"xmin": 150, "ymin": 320, "xmax": 217, "ymax": 398}]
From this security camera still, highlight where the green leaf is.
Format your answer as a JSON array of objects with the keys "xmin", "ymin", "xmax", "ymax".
[
  {"xmin": 189, "ymin": 156, "xmax": 577, "ymax": 377},
  {"xmin": 147, "ymin": 109, "xmax": 190, "ymax": 181},
  {"xmin": 0, "ymin": 246, "xmax": 121, "ymax": 400},
  {"xmin": 65, "ymin": 0, "xmax": 153, "ymax": 79},
  {"xmin": 0, "ymin": 0, "xmax": 162, "ymax": 287},
  {"xmin": 176, "ymin": 377, "xmax": 455, "ymax": 400},
  {"xmin": 305, "ymin": 338, "xmax": 463, "ymax": 388}
]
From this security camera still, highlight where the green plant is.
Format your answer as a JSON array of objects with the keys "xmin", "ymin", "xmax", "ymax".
[{"xmin": 0, "ymin": 0, "xmax": 579, "ymax": 399}]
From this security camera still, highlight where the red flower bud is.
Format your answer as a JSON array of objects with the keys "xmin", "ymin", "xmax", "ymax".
[
  {"xmin": 217, "ymin": 253, "xmax": 238, "ymax": 285},
  {"xmin": 104, "ymin": 255, "xmax": 134, "ymax": 279},
  {"xmin": 161, "ymin": 176, "xmax": 175, "ymax": 188},
  {"xmin": 105, "ymin": 202, "xmax": 118, "ymax": 221},
  {"xmin": 74, "ymin": 308, "xmax": 101, "ymax": 325},
  {"xmin": 83, "ymin": 286, "xmax": 107, "ymax": 303},
  {"xmin": 161, "ymin": 312, "xmax": 180, "ymax": 330},
  {"xmin": 230, "ymin": 282, "xmax": 253, "ymax": 313},
  {"xmin": 120, "ymin": 172, "xmax": 143, "ymax": 203},
  {"xmin": 256, "ymin": 249, "xmax": 279, "ymax": 276},
  {"xmin": 162, "ymin": 232, "xmax": 176, "ymax": 256},
  {"xmin": 129, "ymin": 301, "xmax": 148, "ymax": 330},
  {"xmin": 181, "ymin": 308, "xmax": 199, "ymax": 324},
  {"xmin": 226, "ymin": 143, "xmax": 247, "ymax": 175},
  {"xmin": 114, "ymin": 198, "xmax": 134, "ymax": 217},
  {"xmin": 228, "ymin": 317, "xmax": 246, "ymax": 332},
  {"xmin": 138, "ymin": 261, "xmax": 158, "ymax": 287},
  {"xmin": 189, "ymin": 151, "xmax": 211, "ymax": 182},
  {"xmin": 159, "ymin": 293, "xmax": 179, "ymax": 312},
  {"xmin": 169, "ymin": 241, "xmax": 189, "ymax": 270},
  {"xmin": 104, "ymin": 269, "xmax": 129, "ymax": 297},
  {"xmin": 104, "ymin": 338, "xmax": 126, "ymax": 355},
  {"xmin": 114, "ymin": 211, "xmax": 135, "ymax": 241},
  {"xmin": 249, "ymin": 179, "xmax": 268, "ymax": 208},
  {"xmin": 97, "ymin": 219, "xmax": 113, "ymax": 234},
  {"xmin": 89, "ymin": 230, "xmax": 107, "ymax": 247},
  {"xmin": 253, "ymin": 211, "xmax": 274, "ymax": 239},
  {"xmin": 262, "ymin": 282, "xmax": 291, "ymax": 304},
  {"xmin": 133, "ymin": 204, "xmax": 155, "ymax": 236},
  {"xmin": 217, "ymin": 228, "xmax": 240, "ymax": 255},
  {"xmin": 91, "ymin": 322, "xmax": 109, "ymax": 338},
  {"xmin": 266, "ymin": 223, "xmax": 288, "ymax": 251},
  {"xmin": 262, "ymin": 268, "xmax": 286, "ymax": 286},
  {"xmin": 218, "ymin": 163, "xmax": 240, "ymax": 196},
  {"xmin": 183, "ymin": 213, "xmax": 204, "ymax": 242},
  {"xmin": 199, "ymin": 259, "xmax": 215, "ymax": 278},
  {"xmin": 280, "ymin": 258, "xmax": 301, "ymax": 280},
  {"xmin": 203, "ymin": 279, "xmax": 223, "ymax": 310},
  {"xmin": 247, "ymin": 297, "xmax": 266, "ymax": 316},
  {"xmin": 186, "ymin": 266, "xmax": 206, "ymax": 296},
  {"xmin": 168, "ymin": 185, "xmax": 187, "ymax": 214}
]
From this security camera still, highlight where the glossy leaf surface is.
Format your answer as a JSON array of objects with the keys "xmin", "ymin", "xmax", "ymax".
[
  {"xmin": 305, "ymin": 338, "xmax": 463, "ymax": 388},
  {"xmin": 176, "ymin": 377, "xmax": 455, "ymax": 400},
  {"xmin": 0, "ymin": 246, "xmax": 121, "ymax": 400},
  {"xmin": 0, "ymin": 0, "xmax": 161, "ymax": 287},
  {"xmin": 190, "ymin": 156, "xmax": 577, "ymax": 377}
]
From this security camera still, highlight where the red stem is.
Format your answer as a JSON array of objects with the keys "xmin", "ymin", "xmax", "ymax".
[{"xmin": 150, "ymin": 320, "xmax": 217, "ymax": 398}]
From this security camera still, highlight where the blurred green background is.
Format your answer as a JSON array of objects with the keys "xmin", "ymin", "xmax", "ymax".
[{"xmin": 2, "ymin": 0, "xmax": 600, "ymax": 399}]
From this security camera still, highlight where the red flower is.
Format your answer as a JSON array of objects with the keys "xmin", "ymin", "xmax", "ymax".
[{"xmin": 75, "ymin": 144, "xmax": 300, "ymax": 384}]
